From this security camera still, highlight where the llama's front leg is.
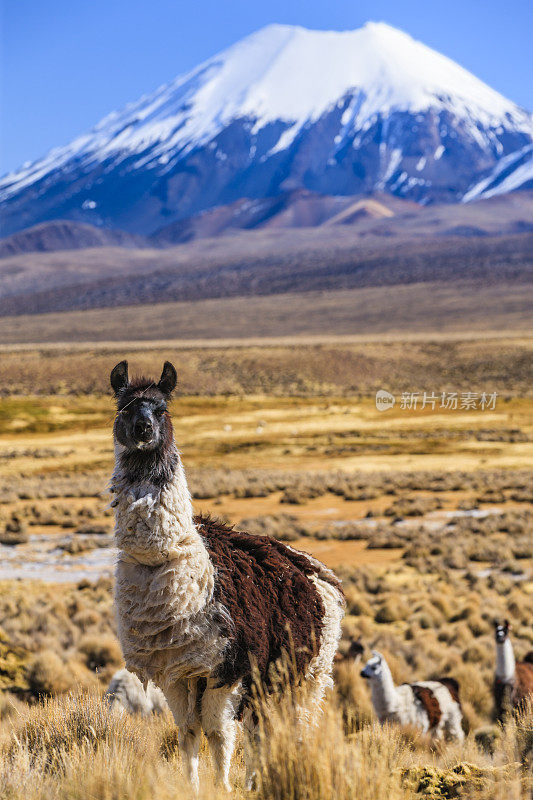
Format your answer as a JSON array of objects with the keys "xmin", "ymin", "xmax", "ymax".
[
  {"xmin": 180, "ymin": 724, "xmax": 202, "ymax": 793},
  {"xmin": 206, "ymin": 725, "xmax": 235, "ymax": 793},
  {"xmin": 444, "ymin": 708, "xmax": 465, "ymax": 743},
  {"xmin": 243, "ymin": 708, "xmax": 259, "ymax": 792},
  {"xmin": 201, "ymin": 685, "xmax": 239, "ymax": 792},
  {"xmin": 165, "ymin": 681, "xmax": 201, "ymax": 793},
  {"xmin": 431, "ymin": 723, "xmax": 444, "ymax": 741}
]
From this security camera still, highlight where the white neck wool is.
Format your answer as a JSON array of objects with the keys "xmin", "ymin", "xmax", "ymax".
[
  {"xmin": 496, "ymin": 637, "xmax": 516, "ymax": 684},
  {"xmin": 369, "ymin": 659, "xmax": 399, "ymax": 719},
  {"xmin": 112, "ymin": 455, "xmax": 227, "ymax": 686}
]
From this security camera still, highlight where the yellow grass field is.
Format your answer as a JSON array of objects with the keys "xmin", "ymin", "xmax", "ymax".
[{"xmin": 0, "ymin": 336, "xmax": 531, "ymax": 798}]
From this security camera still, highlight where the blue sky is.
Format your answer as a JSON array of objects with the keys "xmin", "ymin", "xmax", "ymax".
[{"xmin": 2, "ymin": 0, "xmax": 532, "ymax": 174}]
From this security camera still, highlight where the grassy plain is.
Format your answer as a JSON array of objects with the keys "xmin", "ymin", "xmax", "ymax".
[
  {"xmin": 0, "ymin": 336, "xmax": 531, "ymax": 797},
  {"xmin": 0, "ymin": 281, "xmax": 532, "ymax": 344}
]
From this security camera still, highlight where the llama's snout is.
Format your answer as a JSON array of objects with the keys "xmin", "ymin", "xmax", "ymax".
[
  {"xmin": 494, "ymin": 619, "xmax": 510, "ymax": 644},
  {"xmin": 134, "ymin": 415, "xmax": 154, "ymax": 443}
]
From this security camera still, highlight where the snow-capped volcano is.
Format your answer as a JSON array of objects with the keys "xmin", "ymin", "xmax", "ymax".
[{"xmin": 1, "ymin": 22, "xmax": 531, "ymax": 236}]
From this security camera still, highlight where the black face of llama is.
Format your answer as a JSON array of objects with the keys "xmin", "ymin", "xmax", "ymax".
[
  {"xmin": 110, "ymin": 360, "xmax": 178, "ymax": 486},
  {"xmin": 494, "ymin": 619, "xmax": 510, "ymax": 644}
]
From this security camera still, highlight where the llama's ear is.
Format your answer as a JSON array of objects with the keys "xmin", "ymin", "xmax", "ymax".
[
  {"xmin": 110, "ymin": 361, "xmax": 129, "ymax": 395},
  {"xmin": 158, "ymin": 361, "xmax": 177, "ymax": 397},
  {"xmin": 351, "ymin": 639, "xmax": 364, "ymax": 657},
  {"xmin": 493, "ymin": 619, "xmax": 500, "ymax": 629},
  {"xmin": 372, "ymin": 650, "xmax": 382, "ymax": 662},
  {"xmin": 504, "ymin": 619, "xmax": 511, "ymax": 632}
]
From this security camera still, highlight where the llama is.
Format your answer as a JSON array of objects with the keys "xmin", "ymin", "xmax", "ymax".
[
  {"xmin": 493, "ymin": 619, "xmax": 533, "ymax": 721},
  {"xmin": 109, "ymin": 360, "xmax": 345, "ymax": 792},
  {"xmin": 334, "ymin": 637, "xmax": 364, "ymax": 664},
  {"xmin": 360, "ymin": 651, "xmax": 464, "ymax": 741},
  {"xmin": 105, "ymin": 668, "xmax": 169, "ymax": 716}
]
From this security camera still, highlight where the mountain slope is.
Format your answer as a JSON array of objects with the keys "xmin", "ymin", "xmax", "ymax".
[
  {"xmin": 1, "ymin": 190, "xmax": 530, "ymax": 257},
  {"xmin": 1, "ymin": 23, "xmax": 531, "ymax": 236},
  {"xmin": 150, "ymin": 190, "xmax": 408, "ymax": 244},
  {"xmin": 151, "ymin": 189, "xmax": 533, "ymax": 244},
  {"xmin": 463, "ymin": 144, "xmax": 533, "ymax": 201},
  {"xmin": 0, "ymin": 220, "xmax": 145, "ymax": 258}
]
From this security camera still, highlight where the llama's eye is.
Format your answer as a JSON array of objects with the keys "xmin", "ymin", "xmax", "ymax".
[
  {"xmin": 121, "ymin": 408, "xmax": 131, "ymax": 417},
  {"xmin": 154, "ymin": 407, "xmax": 165, "ymax": 418}
]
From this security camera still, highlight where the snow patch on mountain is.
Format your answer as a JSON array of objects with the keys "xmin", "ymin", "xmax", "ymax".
[{"xmin": 463, "ymin": 144, "xmax": 533, "ymax": 201}]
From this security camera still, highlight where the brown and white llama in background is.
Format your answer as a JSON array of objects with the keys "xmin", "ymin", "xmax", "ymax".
[
  {"xmin": 105, "ymin": 668, "xmax": 169, "ymax": 717},
  {"xmin": 493, "ymin": 619, "xmax": 533, "ymax": 721},
  {"xmin": 360, "ymin": 651, "xmax": 464, "ymax": 741},
  {"xmin": 109, "ymin": 360, "xmax": 345, "ymax": 792}
]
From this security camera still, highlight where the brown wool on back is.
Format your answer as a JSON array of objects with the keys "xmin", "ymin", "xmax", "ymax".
[
  {"xmin": 436, "ymin": 677, "xmax": 461, "ymax": 707},
  {"xmin": 195, "ymin": 515, "xmax": 342, "ymax": 695},
  {"xmin": 514, "ymin": 662, "xmax": 533, "ymax": 704},
  {"xmin": 411, "ymin": 684, "xmax": 442, "ymax": 730}
]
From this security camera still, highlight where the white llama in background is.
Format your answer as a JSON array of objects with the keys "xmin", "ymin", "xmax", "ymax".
[
  {"xmin": 105, "ymin": 668, "xmax": 169, "ymax": 717},
  {"xmin": 361, "ymin": 651, "xmax": 464, "ymax": 741},
  {"xmin": 493, "ymin": 620, "xmax": 533, "ymax": 721}
]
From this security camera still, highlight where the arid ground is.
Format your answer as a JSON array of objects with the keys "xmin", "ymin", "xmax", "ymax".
[{"xmin": 0, "ymin": 334, "xmax": 531, "ymax": 798}]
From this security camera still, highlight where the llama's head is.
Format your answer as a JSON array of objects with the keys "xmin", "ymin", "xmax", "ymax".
[
  {"xmin": 360, "ymin": 651, "xmax": 384, "ymax": 680},
  {"xmin": 494, "ymin": 619, "xmax": 511, "ymax": 644},
  {"xmin": 110, "ymin": 360, "xmax": 177, "ymax": 454},
  {"xmin": 346, "ymin": 638, "xmax": 364, "ymax": 662}
]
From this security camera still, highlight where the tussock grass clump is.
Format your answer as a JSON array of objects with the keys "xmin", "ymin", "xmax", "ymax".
[
  {"xmin": 58, "ymin": 534, "xmax": 113, "ymax": 554},
  {"xmin": 78, "ymin": 635, "xmax": 122, "ymax": 675},
  {"xmin": 0, "ymin": 514, "xmax": 28, "ymax": 544},
  {"xmin": 385, "ymin": 496, "xmax": 440, "ymax": 518},
  {"xmin": 376, "ymin": 599, "xmax": 410, "ymax": 624},
  {"xmin": 5, "ymin": 691, "xmax": 147, "ymax": 774},
  {"xmin": 26, "ymin": 651, "xmax": 75, "ymax": 697},
  {"xmin": 254, "ymin": 685, "xmax": 414, "ymax": 800},
  {"xmin": 237, "ymin": 514, "xmax": 313, "ymax": 541},
  {"xmin": 0, "ymin": 580, "xmax": 119, "ymax": 695}
]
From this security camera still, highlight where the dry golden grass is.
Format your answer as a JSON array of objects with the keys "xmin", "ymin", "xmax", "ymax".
[
  {"xmin": 0, "ymin": 390, "xmax": 531, "ymax": 478},
  {"xmin": 1, "ymin": 335, "xmax": 532, "ymax": 396},
  {"xmin": 0, "ymin": 339, "xmax": 531, "ymax": 797},
  {"xmin": 0, "ymin": 688, "xmax": 530, "ymax": 799},
  {"xmin": 0, "ymin": 579, "xmax": 117, "ymax": 696}
]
